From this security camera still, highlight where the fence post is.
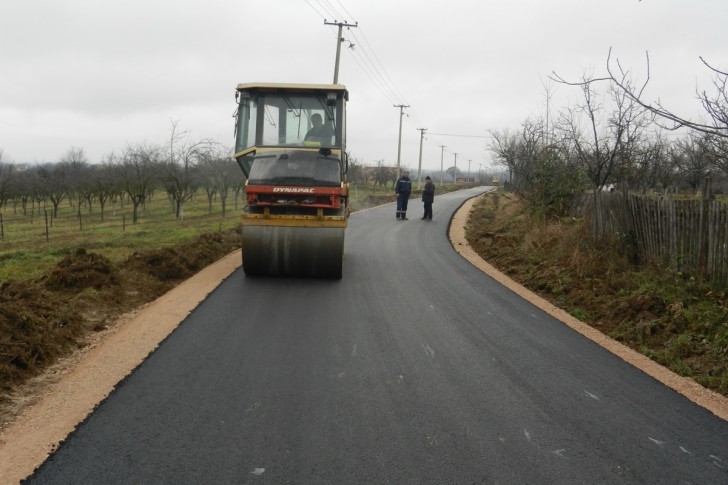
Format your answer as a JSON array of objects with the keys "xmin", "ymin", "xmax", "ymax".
[
  {"xmin": 45, "ymin": 210, "xmax": 49, "ymax": 242},
  {"xmin": 698, "ymin": 176, "xmax": 712, "ymax": 278}
]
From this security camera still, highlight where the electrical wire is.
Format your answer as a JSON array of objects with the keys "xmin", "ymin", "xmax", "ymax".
[{"xmin": 304, "ymin": 1, "xmax": 488, "ymax": 166}]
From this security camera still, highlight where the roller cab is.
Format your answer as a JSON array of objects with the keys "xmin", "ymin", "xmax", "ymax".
[{"xmin": 233, "ymin": 83, "xmax": 350, "ymax": 278}]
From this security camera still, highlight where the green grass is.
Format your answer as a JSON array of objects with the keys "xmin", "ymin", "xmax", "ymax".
[{"xmin": 0, "ymin": 194, "xmax": 243, "ymax": 281}]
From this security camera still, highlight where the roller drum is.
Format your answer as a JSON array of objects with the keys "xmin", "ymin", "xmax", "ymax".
[{"xmin": 242, "ymin": 225, "xmax": 345, "ymax": 278}]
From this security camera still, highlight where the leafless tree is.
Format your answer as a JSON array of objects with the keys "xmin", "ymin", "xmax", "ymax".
[
  {"xmin": 59, "ymin": 147, "xmax": 91, "ymax": 215},
  {"xmin": 25, "ymin": 169, "xmax": 47, "ymax": 218},
  {"xmin": 372, "ymin": 160, "xmax": 396, "ymax": 191},
  {"xmin": 112, "ymin": 143, "xmax": 162, "ymax": 223},
  {"xmin": 603, "ymin": 49, "xmax": 728, "ymax": 139},
  {"xmin": 488, "ymin": 129, "xmax": 520, "ymax": 190},
  {"xmin": 35, "ymin": 162, "xmax": 70, "ymax": 219},
  {"xmin": 552, "ymin": 70, "xmax": 649, "ymax": 236},
  {"xmin": 90, "ymin": 159, "xmax": 119, "ymax": 221},
  {"xmin": 490, "ymin": 119, "xmax": 583, "ymax": 218},
  {"xmin": 644, "ymin": 134, "xmax": 678, "ymax": 195},
  {"xmin": 198, "ymin": 144, "xmax": 238, "ymax": 216},
  {"xmin": 672, "ymin": 134, "xmax": 714, "ymax": 194},
  {"xmin": 490, "ymin": 115, "xmax": 566, "ymax": 197},
  {"xmin": 0, "ymin": 158, "xmax": 14, "ymax": 211},
  {"xmin": 445, "ymin": 165, "xmax": 463, "ymax": 182},
  {"xmin": 346, "ymin": 156, "xmax": 367, "ymax": 187},
  {"xmin": 599, "ymin": 49, "xmax": 728, "ymax": 179},
  {"xmin": 160, "ymin": 121, "xmax": 211, "ymax": 220}
]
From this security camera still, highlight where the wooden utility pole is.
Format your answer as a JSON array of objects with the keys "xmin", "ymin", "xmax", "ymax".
[
  {"xmin": 439, "ymin": 145, "xmax": 446, "ymax": 185},
  {"xmin": 416, "ymin": 128, "xmax": 427, "ymax": 189},
  {"xmin": 324, "ymin": 20, "xmax": 358, "ymax": 83},
  {"xmin": 453, "ymin": 153, "xmax": 458, "ymax": 183},
  {"xmin": 394, "ymin": 104, "xmax": 409, "ymax": 179}
]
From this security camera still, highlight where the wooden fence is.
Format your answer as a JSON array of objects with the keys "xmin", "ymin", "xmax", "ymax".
[{"xmin": 570, "ymin": 192, "xmax": 728, "ymax": 286}]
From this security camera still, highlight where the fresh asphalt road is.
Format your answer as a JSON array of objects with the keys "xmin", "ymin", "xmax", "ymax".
[{"xmin": 28, "ymin": 187, "xmax": 728, "ymax": 484}]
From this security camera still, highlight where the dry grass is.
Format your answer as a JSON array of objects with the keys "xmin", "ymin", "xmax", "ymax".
[{"xmin": 466, "ymin": 190, "xmax": 728, "ymax": 397}]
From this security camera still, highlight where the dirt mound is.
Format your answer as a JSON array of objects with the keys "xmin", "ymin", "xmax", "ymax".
[
  {"xmin": 0, "ymin": 280, "xmax": 85, "ymax": 396},
  {"xmin": 125, "ymin": 233, "xmax": 233, "ymax": 281},
  {"xmin": 43, "ymin": 249, "xmax": 119, "ymax": 291}
]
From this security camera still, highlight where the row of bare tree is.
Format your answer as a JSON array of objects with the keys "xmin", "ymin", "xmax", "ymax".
[
  {"xmin": 488, "ymin": 51, "xmax": 728, "ymax": 238},
  {"xmin": 0, "ymin": 123, "xmax": 242, "ymax": 223}
]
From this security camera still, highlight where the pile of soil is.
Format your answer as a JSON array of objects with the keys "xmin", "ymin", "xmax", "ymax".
[{"xmin": 0, "ymin": 228, "xmax": 242, "ymax": 418}]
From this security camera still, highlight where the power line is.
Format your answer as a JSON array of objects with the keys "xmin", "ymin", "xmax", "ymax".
[
  {"xmin": 304, "ymin": 2, "xmax": 488, "ymax": 166},
  {"xmin": 303, "ymin": 0, "xmax": 328, "ymax": 19},
  {"xmin": 312, "ymin": 0, "xmax": 339, "ymax": 20},
  {"xmin": 428, "ymin": 132, "xmax": 489, "ymax": 138}
]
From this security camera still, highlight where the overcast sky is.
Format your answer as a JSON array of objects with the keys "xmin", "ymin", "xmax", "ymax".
[{"xmin": 1, "ymin": 0, "xmax": 726, "ymax": 174}]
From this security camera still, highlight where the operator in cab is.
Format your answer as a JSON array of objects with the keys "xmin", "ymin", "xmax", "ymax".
[{"xmin": 304, "ymin": 113, "xmax": 334, "ymax": 146}]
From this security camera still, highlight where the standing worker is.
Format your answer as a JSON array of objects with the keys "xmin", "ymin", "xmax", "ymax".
[
  {"xmin": 394, "ymin": 170, "xmax": 412, "ymax": 220},
  {"xmin": 421, "ymin": 176, "xmax": 435, "ymax": 220}
]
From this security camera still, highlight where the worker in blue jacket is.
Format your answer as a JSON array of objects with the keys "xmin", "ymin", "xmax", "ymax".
[{"xmin": 394, "ymin": 170, "xmax": 412, "ymax": 220}]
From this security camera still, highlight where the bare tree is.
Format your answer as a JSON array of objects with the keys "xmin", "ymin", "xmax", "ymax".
[
  {"xmin": 34, "ymin": 162, "xmax": 70, "ymax": 218},
  {"xmin": 488, "ymin": 129, "xmax": 519, "ymax": 189},
  {"xmin": 553, "ymin": 71, "xmax": 649, "ymax": 236},
  {"xmin": 198, "ymin": 144, "xmax": 238, "ymax": 216},
  {"xmin": 372, "ymin": 160, "xmax": 396, "ymax": 191},
  {"xmin": 90, "ymin": 159, "xmax": 119, "ymax": 221},
  {"xmin": 0, "ymin": 158, "xmax": 14, "ymax": 212},
  {"xmin": 676, "ymin": 136, "xmax": 704, "ymax": 193},
  {"xmin": 445, "ymin": 165, "xmax": 462, "ymax": 182},
  {"xmin": 646, "ymin": 134, "xmax": 678, "ymax": 195},
  {"xmin": 346, "ymin": 155, "xmax": 367, "ymax": 187},
  {"xmin": 60, "ymin": 147, "xmax": 91, "ymax": 215},
  {"xmin": 113, "ymin": 143, "xmax": 161, "ymax": 223},
  {"xmin": 490, "ymin": 118, "xmax": 583, "ymax": 218},
  {"xmin": 602, "ymin": 49, "xmax": 728, "ymax": 139},
  {"xmin": 161, "ymin": 120, "xmax": 211, "ymax": 220}
]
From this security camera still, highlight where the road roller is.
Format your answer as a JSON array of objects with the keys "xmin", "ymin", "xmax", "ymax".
[{"xmin": 233, "ymin": 83, "xmax": 350, "ymax": 278}]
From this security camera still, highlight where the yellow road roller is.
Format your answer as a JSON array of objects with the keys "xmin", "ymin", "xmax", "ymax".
[{"xmin": 233, "ymin": 83, "xmax": 350, "ymax": 278}]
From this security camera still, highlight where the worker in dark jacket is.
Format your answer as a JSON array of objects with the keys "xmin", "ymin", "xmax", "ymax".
[
  {"xmin": 421, "ymin": 176, "xmax": 435, "ymax": 220},
  {"xmin": 394, "ymin": 170, "xmax": 412, "ymax": 220}
]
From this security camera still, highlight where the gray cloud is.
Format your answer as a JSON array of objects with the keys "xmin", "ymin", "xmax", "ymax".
[{"xmin": 1, "ymin": 0, "xmax": 726, "ymax": 169}]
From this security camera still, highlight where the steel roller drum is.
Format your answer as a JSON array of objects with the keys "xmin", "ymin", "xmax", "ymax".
[{"xmin": 241, "ymin": 225, "xmax": 345, "ymax": 278}]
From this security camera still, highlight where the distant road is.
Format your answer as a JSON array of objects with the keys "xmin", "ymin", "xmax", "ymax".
[{"xmin": 27, "ymin": 186, "xmax": 728, "ymax": 484}]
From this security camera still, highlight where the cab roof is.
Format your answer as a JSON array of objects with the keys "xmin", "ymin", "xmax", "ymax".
[{"xmin": 236, "ymin": 82, "xmax": 348, "ymax": 100}]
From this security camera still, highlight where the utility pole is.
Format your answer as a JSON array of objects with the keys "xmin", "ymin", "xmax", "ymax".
[
  {"xmin": 453, "ymin": 153, "xmax": 458, "ymax": 183},
  {"xmin": 324, "ymin": 20, "xmax": 358, "ymax": 83},
  {"xmin": 439, "ymin": 145, "xmax": 446, "ymax": 186},
  {"xmin": 394, "ymin": 104, "xmax": 409, "ymax": 179},
  {"xmin": 416, "ymin": 128, "xmax": 426, "ymax": 189},
  {"xmin": 467, "ymin": 159, "xmax": 472, "ymax": 182}
]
